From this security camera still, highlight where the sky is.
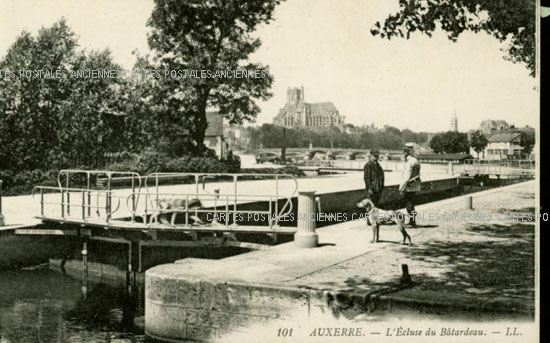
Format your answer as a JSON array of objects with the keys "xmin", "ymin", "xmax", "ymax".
[{"xmin": 0, "ymin": 0, "xmax": 539, "ymax": 132}]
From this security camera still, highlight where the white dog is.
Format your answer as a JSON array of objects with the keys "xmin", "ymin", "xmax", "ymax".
[
  {"xmin": 151, "ymin": 198, "xmax": 204, "ymax": 225},
  {"xmin": 356, "ymin": 198, "xmax": 412, "ymax": 246}
]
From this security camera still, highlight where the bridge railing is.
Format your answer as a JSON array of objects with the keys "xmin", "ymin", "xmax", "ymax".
[
  {"xmin": 32, "ymin": 170, "xmax": 142, "ymax": 223},
  {"xmin": 33, "ymin": 170, "xmax": 298, "ymax": 230},
  {"xmin": 140, "ymin": 172, "xmax": 298, "ymax": 229},
  {"xmin": 462, "ymin": 159, "xmax": 535, "ymax": 176},
  {"xmin": 32, "ymin": 186, "xmax": 126, "ymax": 222},
  {"xmin": 58, "ymin": 169, "xmax": 142, "ymax": 221}
]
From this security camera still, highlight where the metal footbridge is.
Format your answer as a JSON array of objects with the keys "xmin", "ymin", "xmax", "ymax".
[
  {"xmin": 460, "ymin": 159, "xmax": 535, "ymax": 177},
  {"xmin": 31, "ymin": 169, "xmax": 299, "ymax": 235}
]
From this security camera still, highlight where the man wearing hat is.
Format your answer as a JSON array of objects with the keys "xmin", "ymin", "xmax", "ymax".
[
  {"xmin": 363, "ymin": 149, "xmax": 385, "ymax": 240},
  {"xmin": 400, "ymin": 143, "xmax": 421, "ymax": 227}
]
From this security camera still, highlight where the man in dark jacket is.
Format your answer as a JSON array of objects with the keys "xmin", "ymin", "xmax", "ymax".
[
  {"xmin": 363, "ymin": 149, "xmax": 385, "ymax": 242},
  {"xmin": 364, "ymin": 149, "xmax": 385, "ymax": 205}
]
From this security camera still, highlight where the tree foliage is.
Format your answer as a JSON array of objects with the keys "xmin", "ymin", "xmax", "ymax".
[
  {"xmin": 146, "ymin": 0, "xmax": 282, "ymax": 155},
  {"xmin": 248, "ymin": 124, "xmax": 430, "ymax": 150},
  {"xmin": 469, "ymin": 130, "xmax": 489, "ymax": 156},
  {"xmin": 0, "ymin": 20, "xmax": 127, "ymax": 172},
  {"xmin": 429, "ymin": 131, "xmax": 470, "ymax": 154},
  {"xmin": 519, "ymin": 131, "xmax": 535, "ymax": 155},
  {"xmin": 371, "ymin": 0, "xmax": 536, "ymax": 76}
]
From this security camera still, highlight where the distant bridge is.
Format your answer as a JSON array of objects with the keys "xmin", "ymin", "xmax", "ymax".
[{"xmin": 258, "ymin": 148, "xmax": 404, "ymax": 160}]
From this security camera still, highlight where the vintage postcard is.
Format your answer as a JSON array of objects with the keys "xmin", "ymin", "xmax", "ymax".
[{"xmin": 0, "ymin": 0, "xmax": 540, "ymax": 342}]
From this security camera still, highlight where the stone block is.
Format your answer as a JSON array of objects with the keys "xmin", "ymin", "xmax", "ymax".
[
  {"xmin": 186, "ymin": 308, "xmax": 270, "ymax": 330},
  {"xmin": 145, "ymin": 300, "xmax": 187, "ymax": 340},
  {"xmin": 200, "ymin": 282, "xmax": 310, "ymax": 318},
  {"xmin": 146, "ymin": 275, "xmax": 201, "ymax": 309},
  {"xmin": 186, "ymin": 324, "xmax": 226, "ymax": 342}
]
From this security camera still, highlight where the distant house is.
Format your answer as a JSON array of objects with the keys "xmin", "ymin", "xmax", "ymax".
[
  {"xmin": 484, "ymin": 132, "xmax": 523, "ymax": 160},
  {"xmin": 479, "ymin": 120, "xmax": 510, "ymax": 134},
  {"xmin": 417, "ymin": 153, "xmax": 473, "ymax": 164},
  {"xmin": 204, "ymin": 112, "xmax": 228, "ymax": 158},
  {"xmin": 224, "ymin": 124, "xmax": 250, "ymax": 152}
]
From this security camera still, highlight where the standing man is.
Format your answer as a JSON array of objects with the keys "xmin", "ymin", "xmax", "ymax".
[
  {"xmin": 363, "ymin": 149, "xmax": 384, "ymax": 242},
  {"xmin": 399, "ymin": 143, "xmax": 421, "ymax": 227}
]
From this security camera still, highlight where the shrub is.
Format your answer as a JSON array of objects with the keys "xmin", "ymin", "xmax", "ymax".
[
  {"xmin": 0, "ymin": 152, "xmax": 243, "ymax": 195},
  {"xmin": 105, "ymin": 160, "xmax": 139, "ymax": 173},
  {"xmin": 134, "ymin": 149, "xmax": 169, "ymax": 174},
  {"xmin": 106, "ymin": 151, "xmax": 242, "ymax": 175},
  {"xmin": 0, "ymin": 169, "xmax": 59, "ymax": 196}
]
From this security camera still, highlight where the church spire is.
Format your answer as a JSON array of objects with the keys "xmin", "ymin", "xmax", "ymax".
[{"xmin": 450, "ymin": 110, "xmax": 458, "ymax": 132}]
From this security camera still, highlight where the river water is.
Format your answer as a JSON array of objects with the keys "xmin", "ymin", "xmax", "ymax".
[{"xmin": 0, "ymin": 265, "xmax": 155, "ymax": 343}]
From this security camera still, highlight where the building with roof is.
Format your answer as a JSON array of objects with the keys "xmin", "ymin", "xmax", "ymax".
[
  {"xmin": 224, "ymin": 123, "xmax": 250, "ymax": 152},
  {"xmin": 484, "ymin": 132, "xmax": 523, "ymax": 160},
  {"xmin": 273, "ymin": 86, "xmax": 345, "ymax": 131},
  {"xmin": 205, "ymin": 111, "xmax": 228, "ymax": 158},
  {"xmin": 479, "ymin": 120, "xmax": 510, "ymax": 134}
]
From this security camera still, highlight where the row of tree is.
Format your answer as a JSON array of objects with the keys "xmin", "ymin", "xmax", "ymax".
[
  {"xmin": 246, "ymin": 124, "xmax": 429, "ymax": 151},
  {"xmin": 244, "ymin": 125, "xmax": 535, "ymax": 157}
]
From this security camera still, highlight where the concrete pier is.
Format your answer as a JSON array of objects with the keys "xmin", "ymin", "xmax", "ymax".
[{"xmin": 294, "ymin": 191, "xmax": 318, "ymax": 248}]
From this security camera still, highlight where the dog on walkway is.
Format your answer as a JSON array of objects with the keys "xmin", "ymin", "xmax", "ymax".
[
  {"xmin": 151, "ymin": 198, "xmax": 204, "ymax": 225},
  {"xmin": 356, "ymin": 198, "xmax": 412, "ymax": 246}
]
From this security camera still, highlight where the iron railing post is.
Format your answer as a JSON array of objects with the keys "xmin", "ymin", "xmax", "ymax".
[
  {"xmin": 81, "ymin": 190, "xmax": 86, "ymax": 220},
  {"xmin": 268, "ymin": 198, "xmax": 273, "ymax": 229},
  {"xmin": 87, "ymin": 173, "xmax": 91, "ymax": 216},
  {"xmin": 0, "ymin": 180, "xmax": 4, "ymax": 226},
  {"xmin": 66, "ymin": 171, "xmax": 71, "ymax": 215},
  {"xmin": 106, "ymin": 174, "xmax": 112, "ymax": 222},
  {"xmin": 40, "ymin": 187, "xmax": 44, "ymax": 217},
  {"xmin": 131, "ymin": 174, "xmax": 136, "ymax": 222},
  {"xmin": 157, "ymin": 174, "xmax": 161, "ymax": 210},
  {"xmin": 61, "ymin": 187, "xmax": 65, "ymax": 219},
  {"xmin": 274, "ymin": 175, "xmax": 279, "ymax": 226},
  {"xmin": 232, "ymin": 175, "xmax": 238, "ymax": 227}
]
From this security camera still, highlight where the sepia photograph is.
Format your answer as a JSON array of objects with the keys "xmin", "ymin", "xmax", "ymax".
[{"xmin": 0, "ymin": 0, "xmax": 540, "ymax": 342}]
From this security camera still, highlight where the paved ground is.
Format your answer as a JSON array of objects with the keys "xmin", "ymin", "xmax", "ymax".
[
  {"xmin": 290, "ymin": 180, "xmax": 536, "ymax": 317},
  {"xmin": 154, "ymin": 180, "xmax": 536, "ymax": 319}
]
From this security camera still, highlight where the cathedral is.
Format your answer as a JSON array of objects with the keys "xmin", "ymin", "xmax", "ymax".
[{"xmin": 273, "ymin": 87, "xmax": 345, "ymax": 131}]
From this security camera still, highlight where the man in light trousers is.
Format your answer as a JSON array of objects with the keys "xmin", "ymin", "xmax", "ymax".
[{"xmin": 399, "ymin": 143, "xmax": 421, "ymax": 227}]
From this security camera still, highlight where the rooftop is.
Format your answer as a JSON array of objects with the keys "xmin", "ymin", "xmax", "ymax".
[
  {"xmin": 488, "ymin": 133, "xmax": 522, "ymax": 142},
  {"xmin": 308, "ymin": 102, "xmax": 338, "ymax": 113}
]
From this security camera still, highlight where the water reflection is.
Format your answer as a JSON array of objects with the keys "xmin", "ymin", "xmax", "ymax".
[{"xmin": 0, "ymin": 266, "xmax": 157, "ymax": 343}]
